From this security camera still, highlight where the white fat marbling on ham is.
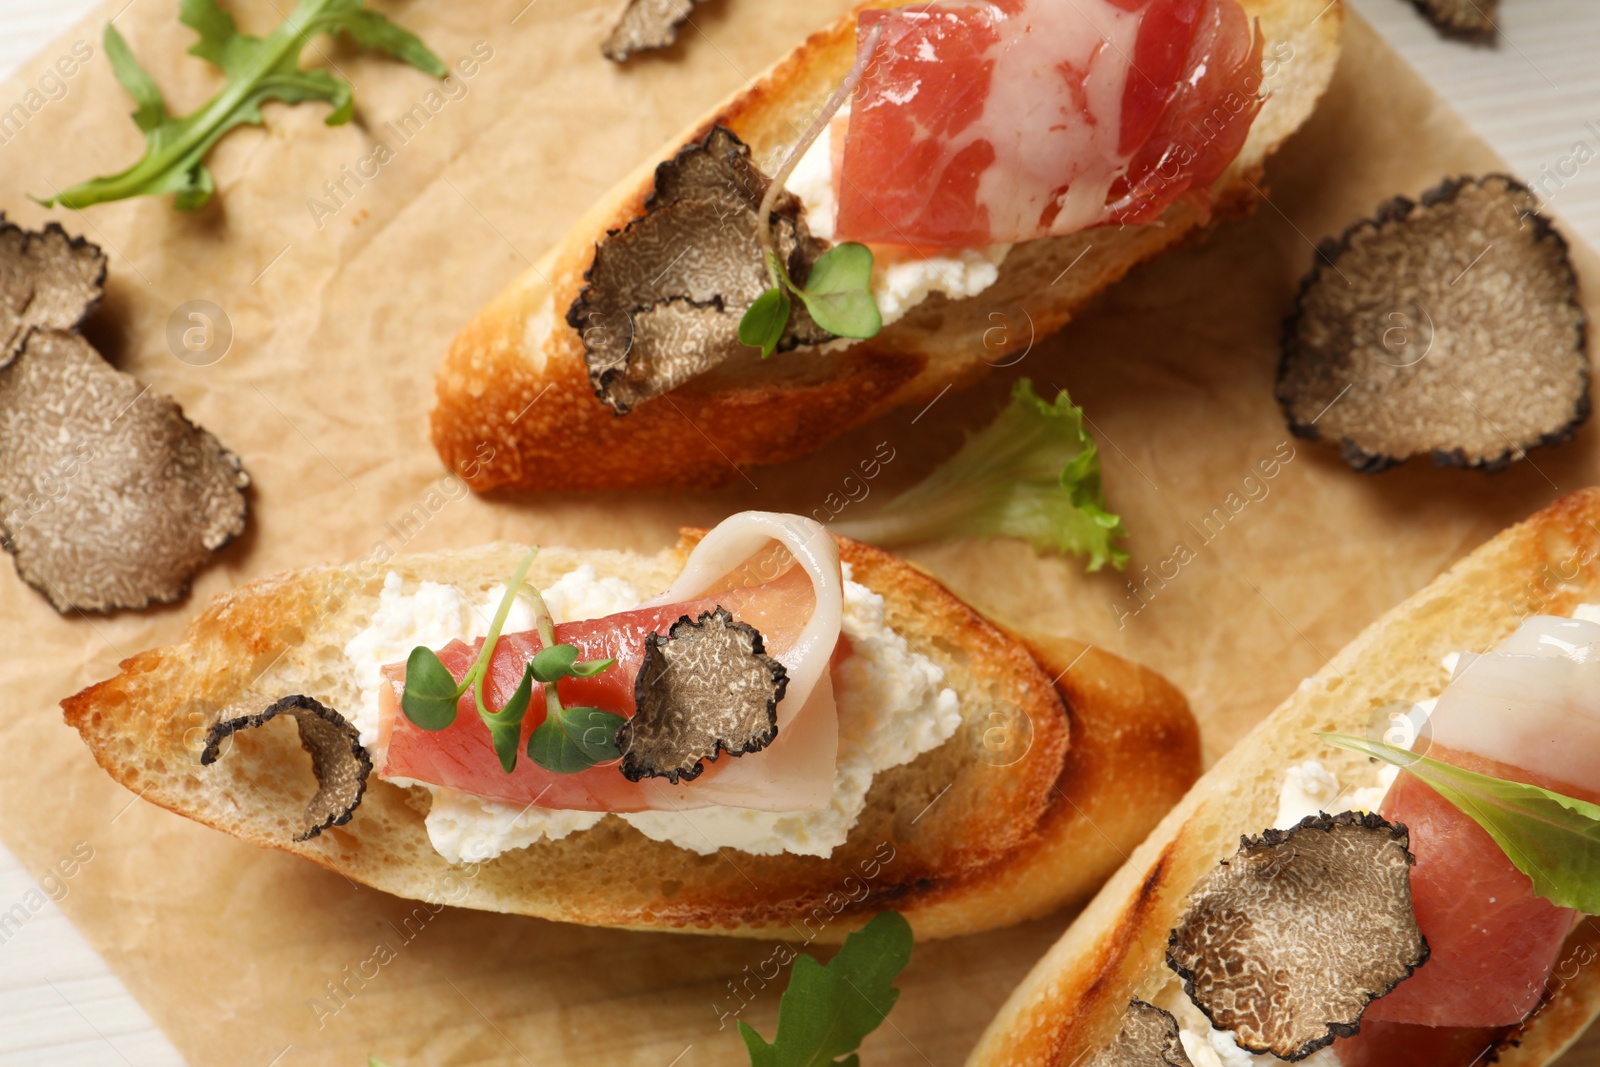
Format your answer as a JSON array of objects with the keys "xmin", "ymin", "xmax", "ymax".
[
  {"xmin": 1425, "ymin": 615, "xmax": 1600, "ymax": 794},
  {"xmin": 973, "ymin": 2, "xmax": 1140, "ymax": 238},
  {"xmin": 634, "ymin": 512, "xmax": 845, "ymax": 810}
]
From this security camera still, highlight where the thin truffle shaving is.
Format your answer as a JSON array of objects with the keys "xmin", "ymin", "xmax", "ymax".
[
  {"xmin": 618, "ymin": 606, "xmax": 789, "ymax": 783},
  {"xmin": 1166, "ymin": 812, "xmax": 1429, "ymax": 1061},
  {"xmin": 0, "ymin": 330, "xmax": 250, "ymax": 613},
  {"xmin": 0, "ymin": 216, "xmax": 106, "ymax": 367},
  {"xmin": 567, "ymin": 126, "xmax": 832, "ymax": 414},
  {"xmin": 1278, "ymin": 174, "xmax": 1587, "ymax": 473},
  {"xmin": 0, "ymin": 219, "xmax": 249, "ymax": 613},
  {"xmin": 201, "ymin": 695, "xmax": 372, "ymax": 842},
  {"xmin": 1087, "ymin": 1000, "xmax": 1195, "ymax": 1067},
  {"xmin": 1410, "ymin": 0, "xmax": 1498, "ymax": 39},
  {"xmin": 601, "ymin": 0, "xmax": 705, "ymax": 62}
]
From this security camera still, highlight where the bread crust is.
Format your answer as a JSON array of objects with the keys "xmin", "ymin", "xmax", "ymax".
[
  {"xmin": 966, "ymin": 488, "xmax": 1600, "ymax": 1066},
  {"xmin": 430, "ymin": 0, "xmax": 1345, "ymax": 491},
  {"xmin": 62, "ymin": 533, "xmax": 1198, "ymax": 942}
]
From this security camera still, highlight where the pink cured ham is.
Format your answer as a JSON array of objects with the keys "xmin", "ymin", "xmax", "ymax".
[
  {"xmin": 1363, "ymin": 748, "xmax": 1578, "ymax": 1028},
  {"xmin": 375, "ymin": 513, "xmax": 845, "ymax": 813},
  {"xmin": 834, "ymin": 0, "xmax": 1264, "ymax": 248},
  {"xmin": 1354, "ymin": 616, "xmax": 1600, "ymax": 1037}
]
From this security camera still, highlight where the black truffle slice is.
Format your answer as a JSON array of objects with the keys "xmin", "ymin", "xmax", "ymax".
[
  {"xmin": 567, "ymin": 125, "xmax": 833, "ymax": 414},
  {"xmin": 0, "ymin": 329, "xmax": 250, "ymax": 613},
  {"xmin": 1410, "ymin": 0, "xmax": 1497, "ymax": 39},
  {"xmin": 1086, "ymin": 1001, "xmax": 1195, "ymax": 1067},
  {"xmin": 618, "ymin": 606, "xmax": 789, "ymax": 783},
  {"xmin": 602, "ymin": 0, "xmax": 706, "ymax": 62},
  {"xmin": 1166, "ymin": 812, "xmax": 1428, "ymax": 1061},
  {"xmin": 0, "ymin": 216, "xmax": 107, "ymax": 367},
  {"xmin": 201, "ymin": 696, "xmax": 372, "ymax": 842},
  {"xmin": 1278, "ymin": 174, "xmax": 1587, "ymax": 473}
]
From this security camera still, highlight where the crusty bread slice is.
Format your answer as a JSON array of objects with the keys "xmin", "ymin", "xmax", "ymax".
[
  {"xmin": 62, "ymin": 533, "xmax": 1198, "ymax": 942},
  {"xmin": 431, "ymin": 0, "xmax": 1345, "ymax": 492},
  {"xmin": 967, "ymin": 488, "xmax": 1600, "ymax": 1067}
]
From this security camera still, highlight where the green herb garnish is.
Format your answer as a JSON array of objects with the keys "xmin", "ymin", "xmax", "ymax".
[
  {"xmin": 741, "ymin": 243, "xmax": 883, "ymax": 357},
  {"xmin": 35, "ymin": 0, "xmax": 446, "ymax": 211},
  {"xmin": 738, "ymin": 24, "xmax": 885, "ymax": 357},
  {"xmin": 739, "ymin": 911, "xmax": 913, "ymax": 1067},
  {"xmin": 398, "ymin": 549, "xmax": 618, "ymax": 775},
  {"xmin": 835, "ymin": 380, "xmax": 1130, "ymax": 572},
  {"xmin": 1322, "ymin": 733, "xmax": 1600, "ymax": 914},
  {"xmin": 523, "ymin": 605, "xmax": 627, "ymax": 775}
]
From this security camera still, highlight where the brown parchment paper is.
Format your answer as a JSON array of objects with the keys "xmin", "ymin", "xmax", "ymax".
[{"xmin": 0, "ymin": 2, "xmax": 1596, "ymax": 1064}]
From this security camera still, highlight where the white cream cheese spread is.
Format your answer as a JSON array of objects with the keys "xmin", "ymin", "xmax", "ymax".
[
  {"xmin": 785, "ymin": 115, "xmax": 1011, "ymax": 330},
  {"xmin": 343, "ymin": 562, "xmax": 960, "ymax": 862}
]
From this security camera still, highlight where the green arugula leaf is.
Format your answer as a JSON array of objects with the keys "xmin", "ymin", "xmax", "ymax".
[
  {"xmin": 740, "ymin": 287, "xmax": 792, "ymax": 359},
  {"xmin": 104, "ymin": 24, "xmax": 166, "ymax": 133},
  {"xmin": 182, "ymin": 0, "xmax": 246, "ymax": 73},
  {"xmin": 528, "ymin": 706, "xmax": 627, "ymax": 774},
  {"xmin": 399, "ymin": 646, "xmax": 464, "ymax": 730},
  {"xmin": 318, "ymin": 3, "xmax": 445, "ymax": 75},
  {"xmin": 796, "ymin": 243, "xmax": 881, "ymax": 340},
  {"xmin": 739, "ymin": 911, "xmax": 913, "ymax": 1067},
  {"xmin": 835, "ymin": 380, "xmax": 1129, "ymax": 572},
  {"xmin": 1322, "ymin": 733, "xmax": 1600, "ymax": 914},
  {"xmin": 36, "ymin": 0, "xmax": 445, "ymax": 211}
]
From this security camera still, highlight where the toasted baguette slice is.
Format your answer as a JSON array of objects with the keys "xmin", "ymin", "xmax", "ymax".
[
  {"xmin": 968, "ymin": 488, "xmax": 1600, "ymax": 1066},
  {"xmin": 62, "ymin": 533, "xmax": 1198, "ymax": 941},
  {"xmin": 431, "ymin": 0, "xmax": 1344, "ymax": 492}
]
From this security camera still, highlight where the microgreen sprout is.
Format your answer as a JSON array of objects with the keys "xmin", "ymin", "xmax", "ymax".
[
  {"xmin": 738, "ymin": 23, "xmax": 885, "ymax": 357},
  {"xmin": 522, "ymin": 582, "xmax": 628, "ymax": 775},
  {"xmin": 398, "ymin": 549, "xmax": 619, "ymax": 775}
]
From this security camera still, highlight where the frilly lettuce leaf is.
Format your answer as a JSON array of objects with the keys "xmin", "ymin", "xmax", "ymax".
[{"xmin": 836, "ymin": 379, "xmax": 1129, "ymax": 571}]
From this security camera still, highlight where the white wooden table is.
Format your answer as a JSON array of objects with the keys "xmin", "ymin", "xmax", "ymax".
[{"xmin": 1, "ymin": 0, "xmax": 1598, "ymax": 1062}]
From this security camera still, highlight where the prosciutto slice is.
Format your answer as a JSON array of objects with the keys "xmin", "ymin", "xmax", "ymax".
[
  {"xmin": 375, "ymin": 513, "xmax": 844, "ymax": 812},
  {"xmin": 834, "ymin": 0, "xmax": 1264, "ymax": 248},
  {"xmin": 1351, "ymin": 616, "xmax": 1600, "ymax": 1037}
]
